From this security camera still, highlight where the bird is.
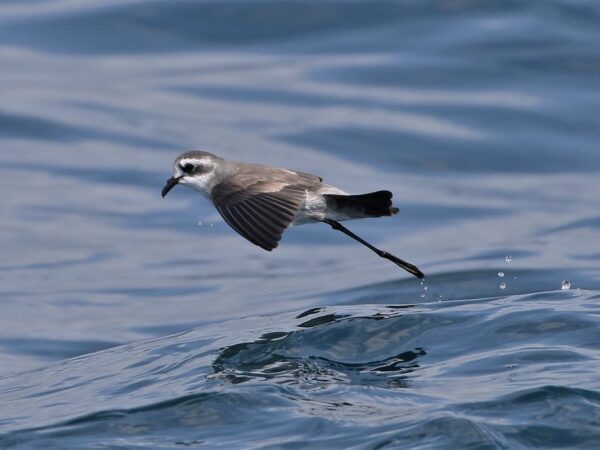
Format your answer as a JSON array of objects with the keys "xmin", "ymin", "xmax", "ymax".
[{"xmin": 162, "ymin": 151, "xmax": 424, "ymax": 279}]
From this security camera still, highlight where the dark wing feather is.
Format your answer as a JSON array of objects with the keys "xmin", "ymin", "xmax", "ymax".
[{"xmin": 212, "ymin": 177, "xmax": 312, "ymax": 251}]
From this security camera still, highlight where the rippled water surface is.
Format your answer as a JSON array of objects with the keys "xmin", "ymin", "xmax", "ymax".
[{"xmin": 1, "ymin": 0, "xmax": 600, "ymax": 448}]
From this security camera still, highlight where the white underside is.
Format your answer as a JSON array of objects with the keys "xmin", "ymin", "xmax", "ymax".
[{"xmin": 291, "ymin": 184, "xmax": 352, "ymax": 226}]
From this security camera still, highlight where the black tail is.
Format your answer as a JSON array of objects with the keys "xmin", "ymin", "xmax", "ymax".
[{"xmin": 324, "ymin": 190, "xmax": 399, "ymax": 218}]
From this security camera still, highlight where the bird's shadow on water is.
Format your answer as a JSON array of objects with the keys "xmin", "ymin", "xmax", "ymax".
[
  {"xmin": 211, "ymin": 306, "xmax": 426, "ymax": 390},
  {"xmin": 209, "ymin": 266, "xmax": 600, "ymax": 391}
]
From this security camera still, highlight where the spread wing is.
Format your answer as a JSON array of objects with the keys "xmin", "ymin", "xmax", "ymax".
[{"xmin": 211, "ymin": 168, "xmax": 321, "ymax": 251}]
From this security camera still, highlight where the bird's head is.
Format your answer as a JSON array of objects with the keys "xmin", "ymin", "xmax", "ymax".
[{"xmin": 162, "ymin": 151, "xmax": 222, "ymax": 198}]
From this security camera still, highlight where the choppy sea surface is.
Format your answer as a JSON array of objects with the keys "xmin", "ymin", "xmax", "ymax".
[{"xmin": 1, "ymin": 0, "xmax": 600, "ymax": 448}]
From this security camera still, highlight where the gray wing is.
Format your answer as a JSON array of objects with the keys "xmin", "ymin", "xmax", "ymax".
[{"xmin": 211, "ymin": 172, "xmax": 318, "ymax": 251}]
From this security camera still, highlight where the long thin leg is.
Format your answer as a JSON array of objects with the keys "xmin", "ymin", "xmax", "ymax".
[{"xmin": 323, "ymin": 219, "xmax": 425, "ymax": 279}]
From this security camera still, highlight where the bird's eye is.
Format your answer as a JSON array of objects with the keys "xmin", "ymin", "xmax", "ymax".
[{"xmin": 181, "ymin": 163, "xmax": 195, "ymax": 173}]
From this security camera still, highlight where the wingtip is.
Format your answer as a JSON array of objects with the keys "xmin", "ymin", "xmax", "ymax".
[{"xmin": 256, "ymin": 241, "xmax": 278, "ymax": 252}]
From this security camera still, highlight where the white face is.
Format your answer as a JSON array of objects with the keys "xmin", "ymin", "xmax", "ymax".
[{"xmin": 173, "ymin": 156, "xmax": 216, "ymax": 196}]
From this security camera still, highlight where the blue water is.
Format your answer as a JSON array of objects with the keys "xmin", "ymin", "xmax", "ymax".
[{"xmin": 1, "ymin": 0, "xmax": 600, "ymax": 448}]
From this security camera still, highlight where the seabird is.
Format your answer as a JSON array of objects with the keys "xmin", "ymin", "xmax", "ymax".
[{"xmin": 162, "ymin": 151, "xmax": 424, "ymax": 279}]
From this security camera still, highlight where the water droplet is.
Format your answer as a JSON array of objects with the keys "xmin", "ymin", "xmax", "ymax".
[
  {"xmin": 498, "ymin": 272, "xmax": 504, "ymax": 278},
  {"xmin": 499, "ymin": 282, "xmax": 506, "ymax": 290},
  {"xmin": 197, "ymin": 221, "xmax": 202, "ymax": 226},
  {"xmin": 505, "ymin": 255, "xmax": 512, "ymax": 263},
  {"xmin": 423, "ymin": 286, "xmax": 428, "ymax": 291},
  {"xmin": 561, "ymin": 280, "xmax": 571, "ymax": 290},
  {"xmin": 420, "ymin": 293, "xmax": 426, "ymax": 298}
]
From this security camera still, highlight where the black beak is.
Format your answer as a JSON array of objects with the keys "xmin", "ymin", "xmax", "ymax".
[{"xmin": 162, "ymin": 176, "xmax": 181, "ymax": 198}]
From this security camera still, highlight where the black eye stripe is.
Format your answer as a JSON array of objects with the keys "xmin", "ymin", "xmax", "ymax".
[
  {"xmin": 182, "ymin": 163, "xmax": 195, "ymax": 173},
  {"xmin": 180, "ymin": 162, "xmax": 211, "ymax": 174}
]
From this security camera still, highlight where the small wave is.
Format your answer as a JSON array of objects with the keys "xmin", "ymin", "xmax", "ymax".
[{"xmin": 1, "ymin": 290, "xmax": 600, "ymax": 448}]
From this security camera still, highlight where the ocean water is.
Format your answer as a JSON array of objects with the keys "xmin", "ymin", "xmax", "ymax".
[{"xmin": 1, "ymin": 0, "xmax": 600, "ymax": 448}]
